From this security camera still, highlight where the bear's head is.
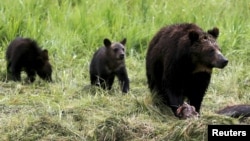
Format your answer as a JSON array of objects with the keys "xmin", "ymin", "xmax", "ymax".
[
  {"xmin": 188, "ymin": 27, "xmax": 228, "ymax": 73},
  {"xmin": 103, "ymin": 38, "xmax": 126, "ymax": 61},
  {"xmin": 36, "ymin": 49, "xmax": 52, "ymax": 81}
]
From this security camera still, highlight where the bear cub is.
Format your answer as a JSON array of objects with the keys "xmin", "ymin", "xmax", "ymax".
[
  {"xmin": 6, "ymin": 37, "xmax": 52, "ymax": 82},
  {"xmin": 90, "ymin": 38, "xmax": 129, "ymax": 93}
]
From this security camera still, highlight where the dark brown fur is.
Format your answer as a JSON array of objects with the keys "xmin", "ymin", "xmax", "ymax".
[
  {"xmin": 6, "ymin": 37, "xmax": 52, "ymax": 82},
  {"xmin": 89, "ymin": 38, "xmax": 129, "ymax": 93},
  {"xmin": 146, "ymin": 23, "xmax": 228, "ymax": 118},
  {"xmin": 217, "ymin": 104, "xmax": 250, "ymax": 118}
]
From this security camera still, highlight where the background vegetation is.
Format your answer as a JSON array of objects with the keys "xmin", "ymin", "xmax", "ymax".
[{"xmin": 0, "ymin": 0, "xmax": 249, "ymax": 140}]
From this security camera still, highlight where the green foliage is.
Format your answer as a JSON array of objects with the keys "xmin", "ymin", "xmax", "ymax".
[{"xmin": 0, "ymin": 0, "xmax": 250, "ymax": 140}]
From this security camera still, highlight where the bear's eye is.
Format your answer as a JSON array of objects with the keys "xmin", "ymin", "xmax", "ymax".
[
  {"xmin": 203, "ymin": 36, "xmax": 208, "ymax": 40},
  {"xmin": 114, "ymin": 48, "xmax": 118, "ymax": 52},
  {"xmin": 208, "ymin": 49, "xmax": 214, "ymax": 54}
]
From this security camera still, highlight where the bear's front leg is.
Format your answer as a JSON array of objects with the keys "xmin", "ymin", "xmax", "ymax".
[
  {"xmin": 162, "ymin": 88, "xmax": 187, "ymax": 118},
  {"xmin": 97, "ymin": 74, "xmax": 111, "ymax": 90},
  {"xmin": 120, "ymin": 77, "xmax": 129, "ymax": 93},
  {"xmin": 106, "ymin": 75, "xmax": 115, "ymax": 90},
  {"xmin": 25, "ymin": 68, "xmax": 36, "ymax": 83},
  {"xmin": 11, "ymin": 67, "xmax": 21, "ymax": 81},
  {"xmin": 116, "ymin": 67, "xmax": 129, "ymax": 93}
]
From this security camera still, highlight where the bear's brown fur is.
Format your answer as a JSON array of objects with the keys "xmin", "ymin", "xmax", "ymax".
[
  {"xmin": 89, "ymin": 38, "xmax": 129, "ymax": 93},
  {"xmin": 6, "ymin": 37, "xmax": 52, "ymax": 82},
  {"xmin": 146, "ymin": 23, "xmax": 228, "ymax": 118},
  {"xmin": 217, "ymin": 104, "xmax": 250, "ymax": 118}
]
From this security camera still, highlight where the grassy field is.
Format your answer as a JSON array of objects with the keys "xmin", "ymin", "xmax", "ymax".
[{"xmin": 0, "ymin": 0, "xmax": 250, "ymax": 140}]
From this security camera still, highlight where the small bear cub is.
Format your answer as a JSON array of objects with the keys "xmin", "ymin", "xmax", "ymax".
[
  {"xmin": 6, "ymin": 37, "xmax": 52, "ymax": 82},
  {"xmin": 89, "ymin": 38, "xmax": 129, "ymax": 93}
]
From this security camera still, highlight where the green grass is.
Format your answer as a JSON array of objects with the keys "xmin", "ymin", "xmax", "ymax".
[{"xmin": 0, "ymin": 0, "xmax": 250, "ymax": 140}]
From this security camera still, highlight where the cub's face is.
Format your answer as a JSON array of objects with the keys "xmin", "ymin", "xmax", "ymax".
[
  {"xmin": 110, "ymin": 43, "xmax": 125, "ymax": 60},
  {"xmin": 189, "ymin": 28, "xmax": 228, "ymax": 72},
  {"xmin": 37, "ymin": 49, "xmax": 52, "ymax": 81},
  {"xmin": 37, "ymin": 61, "xmax": 52, "ymax": 81},
  {"xmin": 104, "ymin": 38, "xmax": 127, "ymax": 61}
]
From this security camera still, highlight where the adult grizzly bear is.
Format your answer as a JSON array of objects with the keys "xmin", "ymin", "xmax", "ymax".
[
  {"xmin": 6, "ymin": 37, "xmax": 52, "ymax": 82},
  {"xmin": 90, "ymin": 38, "xmax": 129, "ymax": 93},
  {"xmin": 146, "ymin": 23, "xmax": 228, "ymax": 118}
]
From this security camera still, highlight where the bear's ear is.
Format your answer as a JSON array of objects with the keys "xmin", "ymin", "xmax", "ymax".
[
  {"xmin": 43, "ymin": 49, "xmax": 49, "ymax": 59},
  {"xmin": 188, "ymin": 30, "xmax": 199, "ymax": 42},
  {"xmin": 208, "ymin": 27, "xmax": 219, "ymax": 38},
  {"xmin": 104, "ymin": 38, "xmax": 112, "ymax": 47},
  {"xmin": 43, "ymin": 49, "xmax": 48, "ymax": 55},
  {"xmin": 120, "ymin": 38, "xmax": 126, "ymax": 45}
]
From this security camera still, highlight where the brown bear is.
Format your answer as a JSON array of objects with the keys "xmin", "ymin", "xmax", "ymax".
[
  {"xmin": 89, "ymin": 38, "xmax": 129, "ymax": 93},
  {"xmin": 146, "ymin": 23, "xmax": 228, "ymax": 118},
  {"xmin": 6, "ymin": 37, "xmax": 52, "ymax": 82}
]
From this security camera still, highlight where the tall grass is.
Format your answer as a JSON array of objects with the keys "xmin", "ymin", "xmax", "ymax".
[{"xmin": 0, "ymin": 0, "xmax": 249, "ymax": 140}]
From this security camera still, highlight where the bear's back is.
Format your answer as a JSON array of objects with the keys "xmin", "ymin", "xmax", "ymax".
[
  {"xmin": 6, "ymin": 37, "xmax": 42, "ymax": 62},
  {"xmin": 148, "ymin": 23, "xmax": 206, "ymax": 63},
  {"xmin": 152, "ymin": 23, "xmax": 202, "ymax": 46}
]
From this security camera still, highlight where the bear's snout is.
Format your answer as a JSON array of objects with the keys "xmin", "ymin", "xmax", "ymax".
[
  {"xmin": 216, "ymin": 54, "xmax": 228, "ymax": 69},
  {"xmin": 220, "ymin": 58, "xmax": 228, "ymax": 68},
  {"xmin": 119, "ymin": 54, "xmax": 125, "ymax": 60},
  {"xmin": 214, "ymin": 55, "xmax": 228, "ymax": 69}
]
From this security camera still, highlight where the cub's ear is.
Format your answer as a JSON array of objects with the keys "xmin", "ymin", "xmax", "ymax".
[
  {"xmin": 104, "ymin": 38, "xmax": 112, "ymax": 47},
  {"xmin": 208, "ymin": 27, "xmax": 219, "ymax": 38},
  {"xmin": 42, "ymin": 49, "xmax": 49, "ymax": 59},
  {"xmin": 188, "ymin": 30, "xmax": 199, "ymax": 42},
  {"xmin": 120, "ymin": 38, "xmax": 126, "ymax": 45},
  {"xmin": 43, "ymin": 49, "xmax": 48, "ymax": 54}
]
